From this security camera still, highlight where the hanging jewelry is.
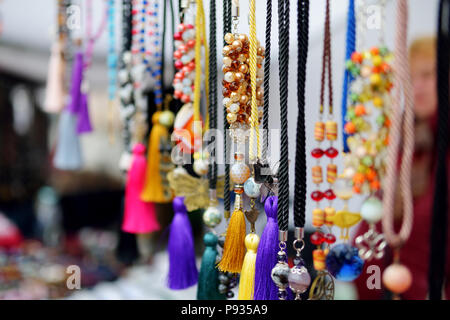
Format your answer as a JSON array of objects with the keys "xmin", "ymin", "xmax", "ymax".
[
  {"xmin": 381, "ymin": 0, "xmax": 414, "ymax": 300},
  {"xmin": 270, "ymin": 0, "xmax": 291, "ymax": 301},
  {"xmin": 342, "ymin": 0, "xmax": 391, "ymax": 262}
]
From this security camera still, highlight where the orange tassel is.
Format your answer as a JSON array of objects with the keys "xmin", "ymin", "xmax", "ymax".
[{"xmin": 141, "ymin": 111, "xmax": 173, "ymax": 203}]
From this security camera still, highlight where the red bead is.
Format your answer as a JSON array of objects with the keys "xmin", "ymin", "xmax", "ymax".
[
  {"xmin": 186, "ymin": 39, "xmax": 196, "ymax": 48},
  {"xmin": 174, "ymin": 60, "xmax": 183, "ymax": 69},
  {"xmin": 311, "ymin": 191, "xmax": 324, "ymax": 202},
  {"xmin": 173, "ymin": 50, "xmax": 182, "ymax": 60},
  {"xmin": 185, "ymin": 24, "xmax": 194, "ymax": 29},
  {"xmin": 310, "ymin": 231, "xmax": 325, "ymax": 245},
  {"xmin": 174, "ymin": 32, "xmax": 182, "ymax": 41},
  {"xmin": 177, "ymin": 23, "xmax": 186, "ymax": 32},
  {"xmin": 324, "ymin": 189, "xmax": 336, "ymax": 200},
  {"xmin": 325, "ymin": 147, "xmax": 338, "ymax": 158},
  {"xmin": 311, "ymin": 148, "xmax": 324, "ymax": 159},
  {"xmin": 324, "ymin": 233, "xmax": 336, "ymax": 244}
]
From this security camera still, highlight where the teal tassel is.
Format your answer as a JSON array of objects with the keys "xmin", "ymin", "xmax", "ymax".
[{"xmin": 197, "ymin": 232, "xmax": 226, "ymax": 300}]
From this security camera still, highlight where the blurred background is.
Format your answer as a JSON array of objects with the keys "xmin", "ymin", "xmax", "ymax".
[{"xmin": 0, "ymin": 0, "xmax": 441, "ymax": 299}]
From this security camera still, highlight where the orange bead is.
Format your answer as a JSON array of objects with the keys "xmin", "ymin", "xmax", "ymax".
[
  {"xmin": 366, "ymin": 168, "xmax": 377, "ymax": 182},
  {"xmin": 353, "ymin": 185, "xmax": 361, "ymax": 194},
  {"xmin": 313, "ymin": 249, "xmax": 326, "ymax": 271},
  {"xmin": 370, "ymin": 180, "xmax": 380, "ymax": 191},
  {"xmin": 353, "ymin": 172, "xmax": 365, "ymax": 184},
  {"xmin": 344, "ymin": 122, "xmax": 356, "ymax": 134},
  {"xmin": 354, "ymin": 104, "xmax": 366, "ymax": 116},
  {"xmin": 351, "ymin": 52, "xmax": 363, "ymax": 64},
  {"xmin": 372, "ymin": 66, "xmax": 382, "ymax": 74},
  {"xmin": 370, "ymin": 47, "xmax": 380, "ymax": 55},
  {"xmin": 384, "ymin": 117, "xmax": 391, "ymax": 127},
  {"xmin": 381, "ymin": 62, "xmax": 391, "ymax": 73}
]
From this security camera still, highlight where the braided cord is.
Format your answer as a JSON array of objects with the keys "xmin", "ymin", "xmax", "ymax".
[
  {"xmin": 208, "ymin": 0, "xmax": 217, "ymax": 189},
  {"xmin": 223, "ymin": 0, "xmax": 232, "ymax": 218},
  {"xmin": 429, "ymin": 0, "xmax": 450, "ymax": 300},
  {"xmin": 341, "ymin": 0, "xmax": 355, "ymax": 153},
  {"xmin": 293, "ymin": 0, "xmax": 309, "ymax": 229},
  {"xmin": 319, "ymin": 0, "xmax": 332, "ymax": 115},
  {"xmin": 249, "ymin": 0, "xmax": 261, "ymax": 161},
  {"xmin": 277, "ymin": 0, "xmax": 290, "ymax": 232},
  {"xmin": 262, "ymin": 0, "xmax": 272, "ymax": 158},
  {"xmin": 381, "ymin": 0, "xmax": 414, "ymax": 249}
]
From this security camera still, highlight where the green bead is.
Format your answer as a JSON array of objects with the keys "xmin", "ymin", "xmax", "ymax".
[
  {"xmin": 379, "ymin": 46, "xmax": 389, "ymax": 56},
  {"xmin": 350, "ymin": 93, "xmax": 359, "ymax": 103},
  {"xmin": 376, "ymin": 114, "xmax": 385, "ymax": 126},
  {"xmin": 345, "ymin": 60, "xmax": 354, "ymax": 70},
  {"xmin": 362, "ymin": 156, "xmax": 373, "ymax": 167},
  {"xmin": 347, "ymin": 109, "xmax": 356, "ymax": 120}
]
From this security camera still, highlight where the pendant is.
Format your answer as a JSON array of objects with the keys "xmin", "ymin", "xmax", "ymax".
[{"xmin": 308, "ymin": 270, "xmax": 334, "ymax": 300}]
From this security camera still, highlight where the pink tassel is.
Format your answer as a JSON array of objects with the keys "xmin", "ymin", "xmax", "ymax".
[
  {"xmin": 44, "ymin": 42, "xmax": 65, "ymax": 113},
  {"xmin": 122, "ymin": 143, "xmax": 161, "ymax": 234}
]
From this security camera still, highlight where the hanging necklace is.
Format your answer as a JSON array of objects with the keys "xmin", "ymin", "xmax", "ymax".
[
  {"xmin": 107, "ymin": 0, "xmax": 117, "ymax": 143},
  {"xmin": 270, "ymin": 0, "xmax": 292, "ymax": 301},
  {"xmin": 343, "ymin": 0, "xmax": 391, "ymax": 263},
  {"xmin": 381, "ymin": 0, "xmax": 414, "ymax": 300},
  {"xmin": 307, "ymin": 0, "xmax": 338, "ymax": 300}
]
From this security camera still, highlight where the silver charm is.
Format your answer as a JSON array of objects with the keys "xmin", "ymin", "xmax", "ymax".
[{"xmin": 355, "ymin": 225, "xmax": 387, "ymax": 261}]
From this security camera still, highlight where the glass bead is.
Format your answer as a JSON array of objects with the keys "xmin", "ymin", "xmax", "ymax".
[
  {"xmin": 218, "ymin": 274, "xmax": 229, "ymax": 284},
  {"xmin": 226, "ymin": 291, "xmax": 234, "ymax": 298},
  {"xmin": 333, "ymin": 177, "xmax": 353, "ymax": 201},
  {"xmin": 288, "ymin": 265, "xmax": 311, "ymax": 294},
  {"xmin": 271, "ymin": 261, "xmax": 290, "ymax": 289},
  {"xmin": 311, "ymin": 191, "xmax": 324, "ymax": 202},
  {"xmin": 310, "ymin": 231, "xmax": 324, "ymax": 246},
  {"xmin": 382, "ymin": 263, "xmax": 412, "ymax": 294},
  {"xmin": 360, "ymin": 197, "xmax": 383, "ymax": 223},
  {"xmin": 311, "ymin": 148, "xmax": 324, "ymax": 158},
  {"xmin": 277, "ymin": 290, "xmax": 287, "ymax": 300},
  {"xmin": 230, "ymin": 162, "xmax": 250, "ymax": 184},
  {"xmin": 325, "ymin": 243, "xmax": 364, "ymax": 281},
  {"xmin": 324, "ymin": 189, "xmax": 336, "ymax": 200},
  {"xmin": 293, "ymin": 256, "xmax": 305, "ymax": 267},
  {"xmin": 218, "ymin": 284, "xmax": 227, "ymax": 294},
  {"xmin": 243, "ymin": 177, "xmax": 261, "ymax": 198},
  {"xmin": 325, "ymin": 147, "xmax": 338, "ymax": 158},
  {"xmin": 324, "ymin": 233, "xmax": 336, "ymax": 244},
  {"xmin": 202, "ymin": 206, "xmax": 222, "ymax": 228}
]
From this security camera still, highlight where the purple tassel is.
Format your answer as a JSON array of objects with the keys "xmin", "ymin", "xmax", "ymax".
[
  {"xmin": 67, "ymin": 51, "xmax": 84, "ymax": 114},
  {"xmin": 168, "ymin": 196, "xmax": 198, "ymax": 290},
  {"xmin": 253, "ymin": 196, "xmax": 280, "ymax": 300},
  {"xmin": 77, "ymin": 92, "xmax": 93, "ymax": 134}
]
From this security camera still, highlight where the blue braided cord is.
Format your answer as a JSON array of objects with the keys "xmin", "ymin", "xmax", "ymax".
[{"xmin": 341, "ymin": 0, "xmax": 355, "ymax": 153}]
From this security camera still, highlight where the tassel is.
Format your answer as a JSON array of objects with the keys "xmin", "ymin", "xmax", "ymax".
[
  {"xmin": 218, "ymin": 195, "xmax": 247, "ymax": 273},
  {"xmin": 253, "ymin": 196, "xmax": 280, "ymax": 300},
  {"xmin": 197, "ymin": 232, "xmax": 226, "ymax": 300},
  {"xmin": 141, "ymin": 111, "xmax": 172, "ymax": 203},
  {"xmin": 44, "ymin": 42, "xmax": 65, "ymax": 113},
  {"xmin": 67, "ymin": 51, "xmax": 84, "ymax": 114},
  {"xmin": 238, "ymin": 233, "xmax": 260, "ymax": 300},
  {"xmin": 168, "ymin": 196, "xmax": 198, "ymax": 289},
  {"xmin": 122, "ymin": 143, "xmax": 160, "ymax": 234},
  {"xmin": 53, "ymin": 109, "xmax": 82, "ymax": 170},
  {"xmin": 76, "ymin": 92, "xmax": 93, "ymax": 134}
]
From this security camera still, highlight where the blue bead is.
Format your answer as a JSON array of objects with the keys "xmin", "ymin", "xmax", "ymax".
[
  {"xmin": 325, "ymin": 243, "xmax": 364, "ymax": 281},
  {"xmin": 140, "ymin": 48, "xmax": 145, "ymax": 53},
  {"xmin": 155, "ymin": 98, "xmax": 163, "ymax": 104}
]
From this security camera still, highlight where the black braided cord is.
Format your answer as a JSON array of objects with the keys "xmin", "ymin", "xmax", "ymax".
[
  {"xmin": 208, "ymin": 0, "xmax": 217, "ymax": 190},
  {"xmin": 262, "ymin": 0, "xmax": 272, "ymax": 157},
  {"xmin": 223, "ymin": 0, "xmax": 232, "ymax": 216},
  {"xmin": 277, "ymin": 0, "xmax": 290, "ymax": 232},
  {"xmin": 293, "ymin": 0, "xmax": 309, "ymax": 229},
  {"xmin": 429, "ymin": 0, "xmax": 450, "ymax": 300}
]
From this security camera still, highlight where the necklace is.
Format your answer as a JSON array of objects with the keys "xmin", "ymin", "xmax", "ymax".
[
  {"xmin": 381, "ymin": 0, "xmax": 415, "ymax": 300},
  {"xmin": 107, "ymin": 0, "xmax": 117, "ymax": 143}
]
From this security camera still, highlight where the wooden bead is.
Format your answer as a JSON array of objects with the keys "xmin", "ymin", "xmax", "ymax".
[
  {"xmin": 314, "ymin": 122, "xmax": 325, "ymax": 141},
  {"xmin": 312, "ymin": 208, "xmax": 325, "ymax": 228},
  {"xmin": 327, "ymin": 164, "xmax": 337, "ymax": 184},
  {"xmin": 325, "ymin": 121, "xmax": 337, "ymax": 141},
  {"xmin": 324, "ymin": 207, "xmax": 335, "ymax": 227},
  {"xmin": 312, "ymin": 166, "xmax": 323, "ymax": 185},
  {"xmin": 313, "ymin": 249, "xmax": 326, "ymax": 270}
]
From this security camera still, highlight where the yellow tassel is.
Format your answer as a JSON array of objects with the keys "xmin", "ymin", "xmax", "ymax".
[
  {"xmin": 238, "ymin": 233, "xmax": 260, "ymax": 300},
  {"xmin": 218, "ymin": 209, "xmax": 246, "ymax": 273},
  {"xmin": 141, "ymin": 112, "xmax": 172, "ymax": 203}
]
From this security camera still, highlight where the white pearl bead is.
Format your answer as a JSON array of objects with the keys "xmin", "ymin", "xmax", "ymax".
[
  {"xmin": 182, "ymin": 78, "xmax": 192, "ymax": 86},
  {"xmin": 343, "ymin": 167, "xmax": 356, "ymax": 179},
  {"xmin": 181, "ymin": 55, "xmax": 190, "ymax": 64},
  {"xmin": 193, "ymin": 159, "xmax": 209, "ymax": 176},
  {"xmin": 360, "ymin": 197, "xmax": 383, "ymax": 223},
  {"xmin": 223, "ymin": 98, "xmax": 231, "ymax": 107},
  {"xmin": 355, "ymin": 146, "xmax": 367, "ymax": 158},
  {"xmin": 224, "ymin": 72, "xmax": 235, "ymax": 83},
  {"xmin": 229, "ymin": 103, "xmax": 240, "ymax": 113}
]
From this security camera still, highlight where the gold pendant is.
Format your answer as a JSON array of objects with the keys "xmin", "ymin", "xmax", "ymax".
[{"xmin": 308, "ymin": 270, "xmax": 335, "ymax": 300}]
